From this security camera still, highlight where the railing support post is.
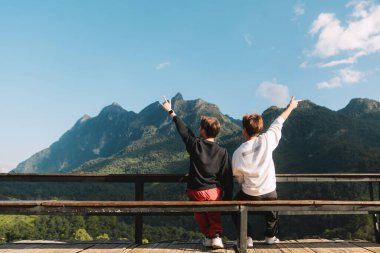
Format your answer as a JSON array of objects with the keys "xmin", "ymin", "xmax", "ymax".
[
  {"xmin": 238, "ymin": 205, "xmax": 248, "ymax": 253},
  {"xmin": 369, "ymin": 182, "xmax": 380, "ymax": 243},
  {"xmin": 135, "ymin": 182, "xmax": 144, "ymax": 245}
]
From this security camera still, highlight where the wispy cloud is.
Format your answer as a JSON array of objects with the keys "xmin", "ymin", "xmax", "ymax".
[
  {"xmin": 156, "ymin": 61, "xmax": 171, "ymax": 70},
  {"xmin": 294, "ymin": 3, "xmax": 305, "ymax": 17},
  {"xmin": 292, "ymin": 3, "xmax": 305, "ymax": 21},
  {"xmin": 299, "ymin": 61, "xmax": 309, "ymax": 69},
  {"xmin": 243, "ymin": 33, "xmax": 253, "ymax": 47},
  {"xmin": 309, "ymin": 0, "xmax": 380, "ymax": 67},
  {"xmin": 317, "ymin": 67, "xmax": 366, "ymax": 89},
  {"xmin": 303, "ymin": 1, "xmax": 378, "ymax": 90},
  {"xmin": 256, "ymin": 80, "xmax": 290, "ymax": 107}
]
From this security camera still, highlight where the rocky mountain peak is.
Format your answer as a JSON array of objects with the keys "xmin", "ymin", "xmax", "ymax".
[
  {"xmin": 99, "ymin": 102, "xmax": 126, "ymax": 115},
  {"xmin": 340, "ymin": 98, "xmax": 380, "ymax": 115},
  {"xmin": 172, "ymin": 92, "xmax": 183, "ymax": 101}
]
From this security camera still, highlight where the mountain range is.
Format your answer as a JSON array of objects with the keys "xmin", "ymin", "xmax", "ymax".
[{"xmin": 12, "ymin": 94, "xmax": 380, "ymax": 174}]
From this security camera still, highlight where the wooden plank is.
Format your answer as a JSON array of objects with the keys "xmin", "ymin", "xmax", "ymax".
[
  {"xmin": 33, "ymin": 243, "xmax": 94, "ymax": 253},
  {"xmin": 0, "ymin": 173, "xmax": 189, "ymax": 183},
  {"xmin": 0, "ymin": 243, "xmax": 94, "ymax": 253},
  {"xmin": 190, "ymin": 239, "xmax": 203, "ymax": 253},
  {"xmin": 176, "ymin": 240, "xmax": 199, "ymax": 253},
  {"xmin": 3, "ymin": 200, "xmax": 380, "ymax": 216},
  {"xmin": 350, "ymin": 242, "xmax": 380, "ymax": 253},
  {"xmin": 149, "ymin": 242, "xmax": 171, "ymax": 253},
  {"xmin": 80, "ymin": 243, "xmax": 133, "ymax": 253},
  {"xmin": 158, "ymin": 241, "xmax": 181, "ymax": 253},
  {"xmin": 297, "ymin": 239, "xmax": 349, "ymax": 253},
  {"xmin": 3, "ymin": 173, "xmax": 380, "ymax": 184},
  {"xmin": 25, "ymin": 200, "xmax": 380, "ymax": 206},
  {"xmin": 248, "ymin": 242, "xmax": 283, "ymax": 253},
  {"xmin": 129, "ymin": 242, "xmax": 161, "ymax": 253},
  {"xmin": 225, "ymin": 241, "xmax": 237, "ymax": 253},
  {"xmin": 0, "ymin": 244, "xmax": 44, "ymax": 253},
  {"xmin": 330, "ymin": 242, "xmax": 373, "ymax": 253},
  {"xmin": 2, "ymin": 241, "xmax": 379, "ymax": 253},
  {"xmin": 275, "ymin": 240, "xmax": 315, "ymax": 253},
  {"xmin": 2, "ymin": 200, "xmax": 380, "ymax": 208},
  {"xmin": 121, "ymin": 243, "xmax": 138, "ymax": 253}
]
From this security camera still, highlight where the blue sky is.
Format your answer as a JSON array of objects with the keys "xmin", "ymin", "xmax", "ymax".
[{"xmin": 1, "ymin": 0, "xmax": 379, "ymax": 171}]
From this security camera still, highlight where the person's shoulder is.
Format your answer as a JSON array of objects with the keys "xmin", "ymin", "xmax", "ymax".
[
  {"xmin": 233, "ymin": 143, "xmax": 245, "ymax": 156},
  {"xmin": 209, "ymin": 142, "xmax": 229, "ymax": 155}
]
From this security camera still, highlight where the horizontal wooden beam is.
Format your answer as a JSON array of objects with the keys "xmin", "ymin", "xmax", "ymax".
[
  {"xmin": 1, "ymin": 200, "xmax": 380, "ymax": 215},
  {"xmin": 2, "ymin": 173, "xmax": 380, "ymax": 183}
]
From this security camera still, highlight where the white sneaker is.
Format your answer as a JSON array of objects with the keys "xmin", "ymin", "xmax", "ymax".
[
  {"xmin": 265, "ymin": 236, "xmax": 280, "ymax": 245},
  {"xmin": 233, "ymin": 236, "xmax": 253, "ymax": 247},
  {"xmin": 247, "ymin": 236, "xmax": 253, "ymax": 247},
  {"xmin": 211, "ymin": 236, "xmax": 224, "ymax": 249},
  {"xmin": 202, "ymin": 238, "xmax": 212, "ymax": 247}
]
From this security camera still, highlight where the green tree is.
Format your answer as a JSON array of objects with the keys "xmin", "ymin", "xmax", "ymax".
[
  {"xmin": 95, "ymin": 233, "xmax": 110, "ymax": 240},
  {"xmin": 73, "ymin": 228, "xmax": 93, "ymax": 241}
]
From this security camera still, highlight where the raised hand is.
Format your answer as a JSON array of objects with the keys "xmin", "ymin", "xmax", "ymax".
[
  {"xmin": 287, "ymin": 96, "xmax": 302, "ymax": 110},
  {"xmin": 160, "ymin": 96, "xmax": 172, "ymax": 112},
  {"xmin": 280, "ymin": 96, "xmax": 302, "ymax": 121}
]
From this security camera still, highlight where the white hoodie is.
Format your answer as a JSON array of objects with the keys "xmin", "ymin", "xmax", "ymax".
[{"xmin": 232, "ymin": 116, "xmax": 285, "ymax": 196}]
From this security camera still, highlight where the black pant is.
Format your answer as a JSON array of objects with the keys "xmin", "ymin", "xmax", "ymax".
[{"xmin": 231, "ymin": 190, "xmax": 279, "ymax": 238}]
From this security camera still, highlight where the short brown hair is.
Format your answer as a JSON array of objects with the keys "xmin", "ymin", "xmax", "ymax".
[
  {"xmin": 242, "ymin": 114, "xmax": 263, "ymax": 137},
  {"xmin": 200, "ymin": 116, "xmax": 221, "ymax": 138}
]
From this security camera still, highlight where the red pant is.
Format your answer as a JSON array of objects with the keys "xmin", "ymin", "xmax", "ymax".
[{"xmin": 186, "ymin": 187, "xmax": 222, "ymax": 238}]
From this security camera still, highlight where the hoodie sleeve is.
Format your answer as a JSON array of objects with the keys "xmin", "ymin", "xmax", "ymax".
[
  {"xmin": 172, "ymin": 116, "xmax": 197, "ymax": 153},
  {"xmin": 218, "ymin": 150, "xmax": 233, "ymax": 200},
  {"xmin": 262, "ymin": 116, "xmax": 285, "ymax": 151}
]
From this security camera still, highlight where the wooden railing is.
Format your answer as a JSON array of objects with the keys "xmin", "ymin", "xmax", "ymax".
[{"xmin": 1, "ymin": 173, "xmax": 380, "ymax": 253}]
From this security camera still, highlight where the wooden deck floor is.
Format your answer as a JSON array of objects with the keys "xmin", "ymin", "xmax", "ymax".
[{"xmin": 1, "ymin": 239, "xmax": 380, "ymax": 253}]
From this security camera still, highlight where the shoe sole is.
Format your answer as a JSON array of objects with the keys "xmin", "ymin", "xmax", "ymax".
[{"xmin": 212, "ymin": 245, "xmax": 224, "ymax": 249}]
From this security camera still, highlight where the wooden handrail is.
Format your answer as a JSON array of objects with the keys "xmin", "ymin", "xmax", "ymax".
[
  {"xmin": 1, "ymin": 199, "xmax": 380, "ymax": 253},
  {"xmin": 2, "ymin": 173, "xmax": 380, "ymax": 182}
]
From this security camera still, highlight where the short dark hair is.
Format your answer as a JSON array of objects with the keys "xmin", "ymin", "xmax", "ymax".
[
  {"xmin": 200, "ymin": 116, "xmax": 221, "ymax": 138},
  {"xmin": 242, "ymin": 114, "xmax": 263, "ymax": 137}
]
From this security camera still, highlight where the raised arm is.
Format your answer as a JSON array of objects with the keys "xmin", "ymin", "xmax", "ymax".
[
  {"xmin": 280, "ymin": 96, "xmax": 301, "ymax": 121},
  {"xmin": 160, "ymin": 96, "xmax": 196, "ymax": 148},
  {"xmin": 264, "ymin": 96, "xmax": 301, "ymax": 150}
]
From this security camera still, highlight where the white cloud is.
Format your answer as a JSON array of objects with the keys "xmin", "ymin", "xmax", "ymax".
[
  {"xmin": 309, "ymin": 1, "xmax": 380, "ymax": 67},
  {"xmin": 340, "ymin": 67, "xmax": 366, "ymax": 83},
  {"xmin": 243, "ymin": 33, "xmax": 252, "ymax": 47},
  {"xmin": 156, "ymin": 61, "xmax": 171, "ymax": 70},
  {"xmin": 294, "ymin": 3, "xmax": 305, "ymax": 17},
  {"xmin": 256, "ymin": 80, "xmax": 290, "ymax": 107},
  {"xmin": 347, "ymin": 0, "xmax": 374, "ymax": 18},
  {"xmin": 317, "ymin": 77, "xmax": 342, "ymax": 89},
  {"xmin": 317, "ymin": 67, "xmax": 365, "ymax": 89},
  {"xmin": 299, "ymin": 61, "xmax": 309, "ymax": 68}
]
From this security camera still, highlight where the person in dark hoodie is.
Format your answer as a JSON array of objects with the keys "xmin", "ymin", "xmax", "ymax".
[{"xmin": 160, "ymin": 96, "xmax": 233, "ymax": 249}]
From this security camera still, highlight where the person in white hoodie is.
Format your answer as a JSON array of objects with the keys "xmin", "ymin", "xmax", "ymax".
[{"xmin": 231, "ymin": 96, "xmax": 301, "ymax": 247}]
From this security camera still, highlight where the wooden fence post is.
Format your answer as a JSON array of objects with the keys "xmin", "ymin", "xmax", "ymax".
[
  {"xmin": 369, "ymin": 182, "xmax": 380, "ymax": 243},
  {"xmin": 135, "ymin": 182, "xmax": 144, "ymax": 245},
  {"xmin": 239, "ymin": 205, "xmax": 248, "ymax": 253}
]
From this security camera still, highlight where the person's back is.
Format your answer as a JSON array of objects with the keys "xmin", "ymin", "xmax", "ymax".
[
  {"xmin": 186, "ymin": 137, "xmax": 230, "ymax": 192},
  {"xmin": 233, "ymin": 116, "xmax": 284, "ymax": 196},
  {"xmin": 160, "ymin": 96, "xmax": 232, "ymax": 249},
  {"xmin": 231, "ymin": 96, "xmax": 300, "ymax": 247}
]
